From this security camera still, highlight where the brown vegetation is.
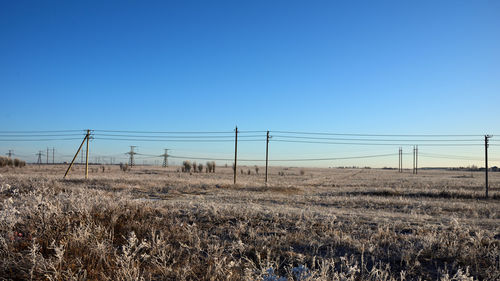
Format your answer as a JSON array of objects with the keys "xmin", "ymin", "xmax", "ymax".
[
  {"xmin": 0, "ymin": 165, "xmax": 498, "ymax": 280},
  {"xmin": 0, "ymin": 156, "xmax": 25, "ymax": 168}
]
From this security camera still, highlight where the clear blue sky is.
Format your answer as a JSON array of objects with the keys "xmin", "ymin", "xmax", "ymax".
[{"xmin": 1, "ymin": 0, "xmax": 499, "ymax": 167}]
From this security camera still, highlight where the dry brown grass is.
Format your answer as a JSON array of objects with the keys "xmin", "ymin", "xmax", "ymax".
[{"xmin": 0, "ymin": 165, "xmax": 499, "ymax": 280}]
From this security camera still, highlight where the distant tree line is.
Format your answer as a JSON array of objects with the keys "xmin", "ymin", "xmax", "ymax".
[{"xmin": 449, "ymin": 165, "xmax": 499, "ymax": 172}]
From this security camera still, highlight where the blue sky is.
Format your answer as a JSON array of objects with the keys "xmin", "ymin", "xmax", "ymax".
[{"xmin": 1, "ymin": 0, "xmax": 499, "ymax": 167}]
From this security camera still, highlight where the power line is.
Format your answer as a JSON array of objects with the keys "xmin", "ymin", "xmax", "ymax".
[
  {"xmin": 0, "ymin": 137, "xmax": 83, "ymax": 142},
  {"xmin": 419, "ymin": 153, "xmax": 500, "ymax": 161},
  {"xmin": 167, "ymin": 152, "xmax": 400, "ymax": 162},
  {"xmin": 94, "ymin": 129, "xmax": 234, "ymax": 134},
  {"xmin": 95, "ymin": 133, "xmax": 263, "ymax": 138},
  {"xmin": 0, "ymin": 133, "xmax": 85, "ymax": 137},
  {"xmin": 93, "ymin": 137, "xmax": 263, "ymax": 142},
  {"xmin": 271, "ymin": 130, "xmax": 484, "ymax": 137},
  {"xmin": 271, "ymin": 139, "xmax": 485, "ymax": 146},
  {"xmin": 271, "ymin": 134, "xmax": 482, "ymax": 142},
  {"xmin": 0, "ymin": 130, "xmax": 84, "ymax": 133},
  {"xmin": 268, "ymin": 153, "xmax": 399, "ymax": 162},
  {"xmin": 271, "ymin": 131, "xmax": 482, "ymax": 137}
]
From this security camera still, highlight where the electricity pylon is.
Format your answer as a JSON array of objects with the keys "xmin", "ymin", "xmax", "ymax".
[
  {"xmin": 127, "ymin": 146, "xmax": 137, "ymax": 167},
  {"xmin": 36, "ymin": 151, "xmax": 43, "ymax": 165},
  {"xmin": 162, "ymin": 149, "xmax": 169, "ymax": 167}
]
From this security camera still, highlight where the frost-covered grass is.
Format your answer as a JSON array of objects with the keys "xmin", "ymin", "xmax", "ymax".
[{"xmin": 0, "ymin": 165, "xmax": 499, "ymax": 280}]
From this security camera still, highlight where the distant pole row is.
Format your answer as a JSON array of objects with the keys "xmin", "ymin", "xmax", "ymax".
[{"xmin": 58, "ymin": 129, "xmax": 494, "ymax": 198}]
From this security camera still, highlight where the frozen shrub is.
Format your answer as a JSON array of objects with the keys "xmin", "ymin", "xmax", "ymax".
[
  {"xmin": 198, "ymin": 164, "xmax": 203, "ymax": 173},
  {"xmin": 183, "ymin": 160, "xmax": 192, "ymax": 173},
  {"xmin": 120, "ymin": 163, "xmax": 129, "ymax": 172},
  {"xmin": 0, "ymin": 157, "xmax": 25, "ymax": 168},
  {"xmin": 13, "ymin": 158, "xmax": 26, "ymax": 168},
  {"xmin": 206, "ymin": 161, "xmax": 216, "ymax": 173},
  {"xmin": 192, "ymin": 162, "xmax": 197, "ymax": 173},
  {"xmin": 0, "ymin": 156, "xmax": 7, "ymax": 167}
]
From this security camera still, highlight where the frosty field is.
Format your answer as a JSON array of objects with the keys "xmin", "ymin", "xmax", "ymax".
[{"xmin": 0, "ymin": 165, "xmax": 499, "ymax": 280}]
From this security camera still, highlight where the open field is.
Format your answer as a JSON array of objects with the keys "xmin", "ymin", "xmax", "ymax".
[{"xmin": 1, "ymin": 165, "xmax": 499, "ymax": 280}]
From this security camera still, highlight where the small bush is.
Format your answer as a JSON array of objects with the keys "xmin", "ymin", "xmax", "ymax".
[
  {"xmin": 0, "ymin": 156, "xmax": 25, "ymax": 168},
  {"xmin": 119, "ymin": 163, "xmax": 129, "ymax": 172},
  {"xmin": 300, "ymin": 169, "xmax": 305, "ymax": 176},
  {"xmin": 0, "ymin": 157, "xmax": 7, "ymax": 167},
  {"xmin": 198, "ymin": 164, "xmax": 203, "ymax": 173},
  {"xmin": 206, "ymin": 161, "xmax": 216, "ymax": 173},
  {"xmin": 255, "ymin": 165, "xmax": 259, "ymax": 175},
  {"xmin": 183, "ymin": 161, "xmax": 192, "ymax": 173},
  {"xmin": 192, "ymin": 162, "xmax": 197, "ymax": 173}
]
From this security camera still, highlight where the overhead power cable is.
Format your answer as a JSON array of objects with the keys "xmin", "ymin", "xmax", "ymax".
[
  {"xmin": 167, "ymin": 152, "xmax": 400, "ymax": 162},
  {"xmin": 0, "ymin": 130, "xmax": 84, "ymax": 133},
  {"xmin": 93, "ymin": 137, "xmax": 262, "ymax": 142},
  {"xmin": 271, "ymin": 131, "xmax": 483, "ymax": 137},
  {"xmin": 0, "ymin": 138, "xmax": 83, "ymax": 142},
  {"xmin": 271, "ymin": 135, "xmax": 481, "ymax": 142},
  {"xmin": 94, "ymin": 129, "xmax": 234, "ymax": 134},
  {"xmin": 95, "ymin": 133, "xmax": 262, "ymax": 138},
  {"xmin": 419, "ymin": 153, "xmax": 500, "ymax": 161},
  {"xmin": 0, "ymin": 133, "xmax": 85, "ymax": 137},
  {"xmin": 271, "ymin": 139, "xmax": 485, "ymax": 147}
]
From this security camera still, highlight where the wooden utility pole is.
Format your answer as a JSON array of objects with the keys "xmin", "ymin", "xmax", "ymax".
[
  {"xmin": 398, "ymin": 147, "xmax": 403, "ymax": 173},
  {"xmin": 265, "ymin": 130, "xmax": 269, "ymax": 184},
  {"xmin": 52, "ymin": 148, "xmax": 55, "ymax": 164},
  {"xmin": 64, "ymin": 130, "xmax": 90, "ymax": 179},
  {"xmin": 415, "ymin": 145, "xmax": 418, "ymax": 175},
  {"xmin": 485, "ymin": 135, "xmax": 491, "ymax": 198},
  {"xmin": 85, "ymin": 129, "xmax": 90, "ymax": 179},
  {"xmin": 413, "ymin": 146, "xmax": 418, "ymax": 174},
  {"xmin": 412, "ymin": 146, "xmax": 415, "ymax": 174},
  {"xmin": 46, "ymin": 147, "xmax": 49, "ymax": 164},
  {"xmin": 234, "ymin": 126, "xmax": 238, "ymax": 185}
]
